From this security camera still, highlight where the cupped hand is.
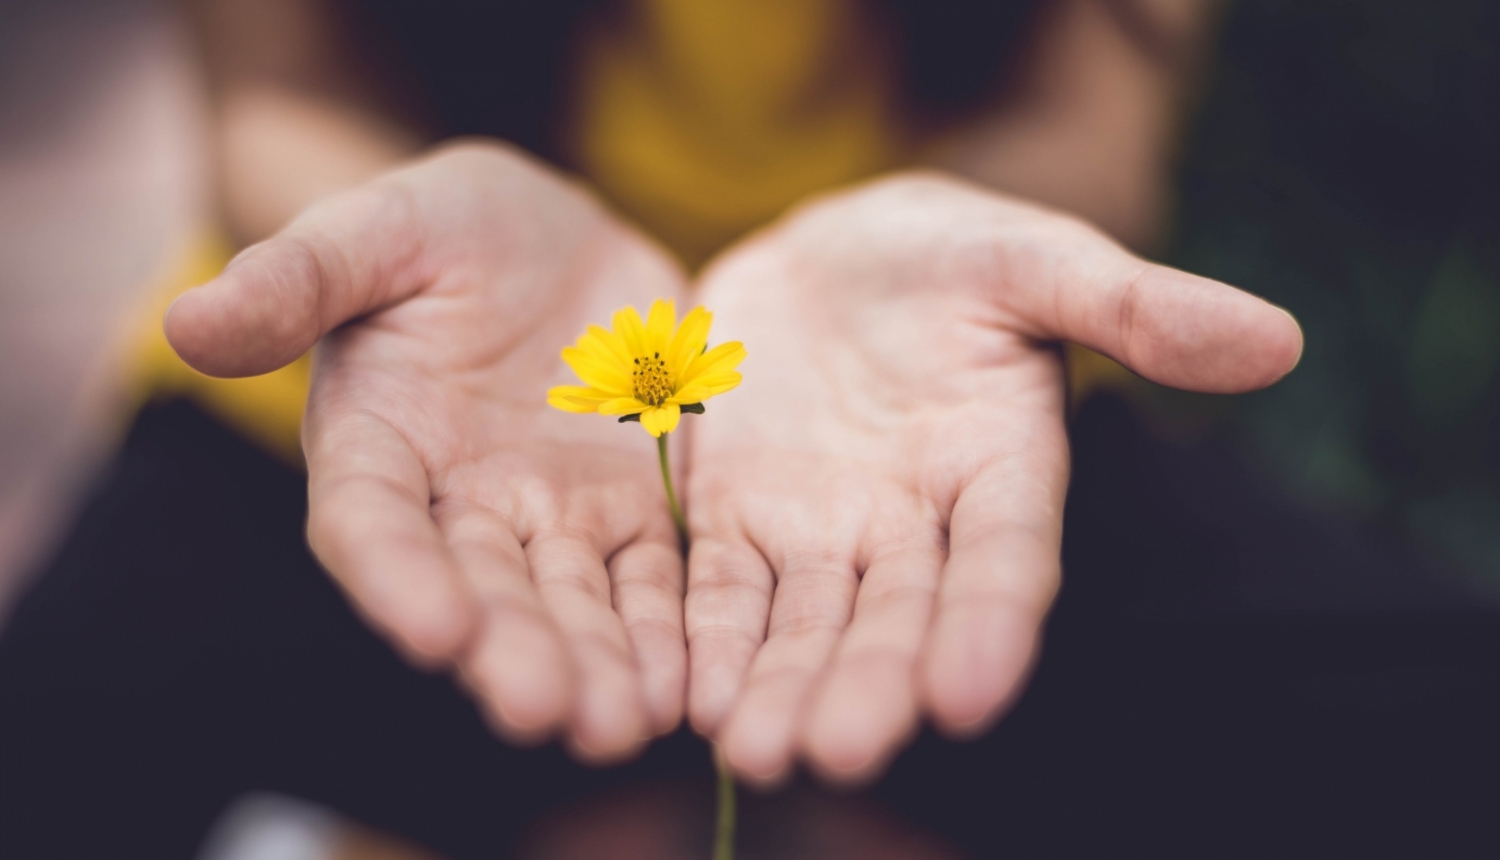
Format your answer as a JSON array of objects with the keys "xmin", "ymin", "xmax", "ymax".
[
  {"xmin": 166, "ymin": 142, "xmax": 690, "ymax": 761},
  {"xmin": 683, "ymin": 172, "xmax": 1303, "ymax": 785}
]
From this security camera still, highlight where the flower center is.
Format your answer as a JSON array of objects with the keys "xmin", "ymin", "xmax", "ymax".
[{"xmin": 632, "ymin": 352, "xmax": 672, "ymax": 406}]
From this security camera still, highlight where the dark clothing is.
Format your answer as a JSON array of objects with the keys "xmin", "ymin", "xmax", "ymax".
[{"xmin": 2, "ymin": 398, "xmax": 1496, "ymax": 859}]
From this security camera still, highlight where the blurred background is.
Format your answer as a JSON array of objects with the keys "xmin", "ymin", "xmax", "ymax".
[
  {"xmin": 1, "ymin": 0, "xmax": 1497, "ymax": 857},
  {"xmin": 0, "ymin": 0, "xmax": 206, "ymax": 621},
  {"xmin": 1169, "ymin": 0, "xmax": 1500, "ymax": 595}
]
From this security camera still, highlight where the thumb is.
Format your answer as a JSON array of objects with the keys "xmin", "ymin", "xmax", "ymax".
[
  {"xmin": 165, "ymin": 181, "xmax": 427, "ymax": 378},
  {"xmin": 1000, "ymin": 217, "xmax": 1303, "ymax": 394}
]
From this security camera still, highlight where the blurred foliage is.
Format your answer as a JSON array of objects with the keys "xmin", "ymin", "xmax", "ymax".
[{"xmin": 1163, "ymin": 0, "xmax": 1500, "ymax": 581}]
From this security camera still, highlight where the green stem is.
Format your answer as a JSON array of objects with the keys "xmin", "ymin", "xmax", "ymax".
[
  {"xmin": 657, "ymin": 433, "xmax": 688, "ymax": 548},
  {"xmin": 654, "ymin": 434, "xmax": 735, "ymax": 859},
  {"xmin": 713, "ymin": 745, "xmax": 737, "ymax": 860}
]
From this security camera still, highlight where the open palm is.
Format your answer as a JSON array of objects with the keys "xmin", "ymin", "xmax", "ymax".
[
  {"xmin": 167, "ymin": 143, "xmax": 690, "ymax": 760},
  {"xmin": 684, "ymin": 174, "xmax": 1304, "ymax": 784}
]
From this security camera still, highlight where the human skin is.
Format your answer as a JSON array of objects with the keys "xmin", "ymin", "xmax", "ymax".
[
  {"xmin": 166, "ymin": 147, "xmax": 1302, "ymax": 778},
  {"xmin": 164, "ymin": 0, "xmax": 1253, "ymax": 777},
  {"xmin": 168, "ymin": 143, "xmax": 693, "ymax": 761},
  {"xmin": 684, "ymin": 173, "xmax": 1302, "ymax": 785}
]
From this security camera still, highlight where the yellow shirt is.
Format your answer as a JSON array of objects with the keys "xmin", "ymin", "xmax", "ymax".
[{"xmin": 126, "ymin": 0, "xmax": 1123, "ymax": 463}]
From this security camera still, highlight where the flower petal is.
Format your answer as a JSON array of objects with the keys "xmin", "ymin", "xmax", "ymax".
[
  {"xmin": 598, "ymin": 397, "xmax": 649, "ymax": 416},
  {"xmin": 667, "ymin": 306, "xmax": 712, "ymax": 382},
  {"xmin": 670, "ymin": 370, "xmax": 742, "ymax": 404},
  {"xmin": 548, "ymin": 385, "xmax": 614, "ymax": 413},
  {"xmin": 561, "ymin": 347, "xmax": 632, "ymax": 395},
  {"xmin": 681, "ymin": 341, "xmax": 747, "ymax": 385},
  {"xmin": 645, "ymin": 299, "xmax": 676, "ymax": 355},
  {"xmin": 639, "ymin": 402, "xmax": 681, "ymax": 437},
  {"xmin": 578, "ymin": 324, "xmax": 632, "ymax": 367},
  {"xmin": 613, "ymin": 305, "xmax": 649, "ymax": 357}
]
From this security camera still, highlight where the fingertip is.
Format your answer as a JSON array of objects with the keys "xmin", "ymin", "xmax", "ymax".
[
  {"xmin": 353, "ymin": 561, "xmax": 479, "ymax": 670},
  {"xmin": 921, "ymin": 606, "xmax": 1040, "ymax": 739},
  {"xmin": 396, "ymin": 600, "xmax": 478, "ymax": 668},
  {"xmin": 565, "ymin": 661, "xmax": 652, "ymax": 766},
  {"xmin": 686, "ymin": 669, "xmax": 727, "ymax": 736},
  {"xmin": 1212, "ymin": 292, "xmax": 1306, "ymax": 393},
  {"xmin": 631, "ymin": 622, "xmax": 686, "ymax": 737},
  {"xmin": 802, "ymin": 719, "xmax": 886, "ymax": 788},
  {"xmin": 719, "ymin": 704, "xmax": 800, "ymax": 789},
  {"xmin": 474, "ymin": 690, "xmax": 565, "ymax": 748},
  {"xmin": 803, "ymin": 748, "xmax": 886, "ymax": 789},
  {"xmin": 162, "ymin": 290, "xmax": 187, "ymax": 336},
  {"xmin": 721, "ymin": 734, "xmax": 796, "ymax": 791},
  {"xmin": 566, "ymin": 733, "xmax": 649, "ymax": 767},
  {"xmin": 163, "ymin": 241, "xmax": 323, "ymax": 377},
  {"xmin": 802, "ymin": 680, "xmax": 915, "ymax": 787},
  {"xmin": 642, "ymin": 655, "xmax": 687, "ymax": 737},
  {"xmin": 566, "ymin": 706, "xmax": 651, "ymax": 766},
  {"xmin": 1259, "ymin": 303, "xmax": 1306, "ymax": 387},
  {"xmin": 650, "ymin": 709, "xmax": 684, "ymax": 739},
  {"xmin": 1098, "ymin": 267, "xmax": 1309, "ymax": 395},
  {"xmin": 463, "ymin": 614, "xmax": 573, "ymax": 743},
  {"xmin": 161, "ymin": 281, "xmax": 225, "ymax": 375},
  {"xmin": 687, "ymin": 705, "xmax": 724, "ymax": 740}
]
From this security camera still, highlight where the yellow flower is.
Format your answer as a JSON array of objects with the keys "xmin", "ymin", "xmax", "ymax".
[{"xmin": 548, "ymin": 299, "xmax": 746, "ymax": 437}]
